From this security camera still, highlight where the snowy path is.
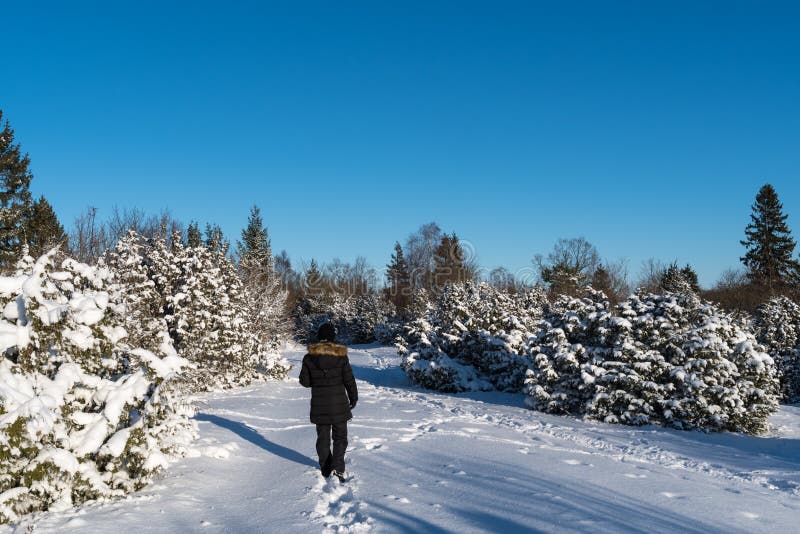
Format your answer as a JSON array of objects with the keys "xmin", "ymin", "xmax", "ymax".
[{"xmin": 10, "ymin": 344, "xmax": 800, "ymax": 533}]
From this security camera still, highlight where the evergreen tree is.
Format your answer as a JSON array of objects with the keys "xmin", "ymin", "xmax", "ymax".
[
  {"xmin": 660, "ymin": 262, "xmax": 700, "ymax": 294},
  {"xmin": 591, "ymin": 266, "xmax": 612, "ymax": 295},
  {"xmin": 237, "ymin": 205, "xmax": 273, "ymax": 282},
  {"xmin": 236, "ymin": 206, "xmax": 288, "ymax": 349},
  {"xmin": 740, "ymin": 184, "xmax": 800, "ymax": 292},
  {"xmin": 433, "ymin": 233, "xmax": 467, "ymax": 291},
  {"xmin": 107, "ymin": 229, "xmax": 174, "ymax": 357},
  {"xmin": 24, "ymin": 195, "xmax": 66, "ymax": 257},
  {"xmin": 305, "ymin": 259, "xmax": 324, "ymax": 297},
  {"xmin": 204, "ymin": 223, "xmax": 229, "ymax": 255},
  {"xmin": 386, "ymin": 241, "xmax": 411, "ymax": 314},
  {"xmin": 0, "ymin": 110, "xmax": 33, "ymax": 270},
  {"xmin": 535, "ymin": 237, "xmax": 600, "ymax": 297},
  {"xmin": 525, "ymin": 289, "xmax": 779, "ymax": 433},
  {"xmin": 187, "ymin": 221, "xmax": 202, "ymax": 247},
  {"xmin": 680, "ymin": 264, "xmax": 701, "ymax": 293},
  {"xmin": 756, "ymin": 296, "xmax": 800, "ymax": 403},
  {"xmin": 540, "ymin": 261, "xmax": 584, "ymax": 296},
  {"xmin": 0, "ymin": 248, "xmax": 194, "ymax": 521},
  {"xmin": 399, "ymin": 281, "xmax": 547, "ymax": 393}
]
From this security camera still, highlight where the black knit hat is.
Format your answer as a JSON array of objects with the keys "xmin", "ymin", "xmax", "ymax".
[{"xmin": 317, "ymin": 322, "xmax": 336, "ymax": 343}]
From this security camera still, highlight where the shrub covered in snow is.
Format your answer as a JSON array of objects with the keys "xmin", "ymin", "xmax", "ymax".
[
  {"xmin": 399, "ymin": 282, "xmax": 547, "ymax": 393},
  {"xmin": 296, "ymin": 292, "xmax": 395, "ymax": 345},
  {"xmin": 755, "ymin": 296, "xmax": 800, "ymax": 403},
  {"xmin": 0, "ymin": 250, "xmax": 195, "ymax": 524},
  {"xmin": 525, "ymin": 289, "xmax": 780, "ymax": 434},
  {"xmin": 109, "ymin": 231, "xmax": 290, "ymax": 391}
]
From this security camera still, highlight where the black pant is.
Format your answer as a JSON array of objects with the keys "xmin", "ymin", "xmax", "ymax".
[{"xmin": 316, "ymin": 422, "xmax": 348, "ymax": 473}]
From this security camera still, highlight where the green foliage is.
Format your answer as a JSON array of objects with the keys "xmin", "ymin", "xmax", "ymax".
[
  {"xmin": 399, "ymin": 282, "xmax": 547, "ymax": 393},
  {"xmin": 660, "ymin": 262, "xmax": 699, "ymax": 294},
  {"xmin": 432, "ymin": 233, "xmax": 469, "ymax": 291},
  {"xmin": 237, "ymin": 205, "xmax": 273, "ymax": 280},
  {"xmin": 526, "ymin": 289, "xmax": 780, "ymax": 434},
  {"xmin": 756, "ymin": 296, "xmax": 800, "ymax": 403},
  {"xmin": 740, "ymin": 183, "xmax": 800, "ymax": 291},
  {"xmin": 386, "ymin": 242, "xmax": 411, "ymax": 315},
  {"xmin": 24, "ymin": 196, "xmax": 66, "ymax": 258},
  {"xmin": 0, "ymin": 110, "xmax": 33, "ymax": 272},
  {"xmin": 0, "ymin": 250, "xmax": 196, "ymax": 524}
]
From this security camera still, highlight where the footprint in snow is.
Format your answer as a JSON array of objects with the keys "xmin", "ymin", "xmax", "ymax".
[
  {"xmin": 623, "ymin": 473, "xmax": 647, "ymax": 479},
  {"xmin": 309, "ymin": 471, "xmax": 372, "ymax": 532},
  {"xmin": 356, "ymin": 438, "xmax": 386, "ymax": 451},
  {"xmin": 385, "ymin": 495, "xmax": 411, "ymax": 504},
  {"xmin": 563, "ymin": 459, "xmax": 592, "ymax": 467},
  {"xmin": 660, "ymin": 492, "xmax": 685, "ymax": 499}
]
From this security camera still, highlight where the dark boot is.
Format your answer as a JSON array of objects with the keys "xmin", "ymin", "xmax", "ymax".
[{"xmin": 321, "ymin": 454, "xmax": 333, "ymax": 478}]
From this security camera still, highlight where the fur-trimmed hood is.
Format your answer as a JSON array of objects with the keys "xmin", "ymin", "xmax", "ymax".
[{"xmin": 308, "ymin": 342, "xmax": 348, "ymax": 357}]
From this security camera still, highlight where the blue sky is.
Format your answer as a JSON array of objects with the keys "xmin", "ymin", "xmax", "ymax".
[{"xmin": 4, "ymin": 1, "xmax": 799, "ymax": 286}]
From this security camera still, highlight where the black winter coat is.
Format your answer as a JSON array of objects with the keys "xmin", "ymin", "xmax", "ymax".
[{"xmin": 299, "ymin": 342, "xmax": 358, "ymax": 425}]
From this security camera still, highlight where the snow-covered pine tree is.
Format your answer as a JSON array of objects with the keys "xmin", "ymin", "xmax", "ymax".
[
  {"xmin": 24, "ymin": 195, "xmax": 66, "ymax": 258},
  {"xmin": 340, "ymin": 292, "xmax": 395, "ymax": 345},
  {"xmin": 237, "ymin": 205, "xmax": 273, "ymax": 278},
  {"xmin": 399, "ymin": 282, "xmax": 486, "ymax": 392},
  {"xmin": 525, "ymin": 288, "xmax": 611, "ymax": 414},
  {"xmin": 399, "ymin": 282, "xmax": 545, "ymax": 393},
  {"xmin": 186, "ymin": 221, "xmax": 202, "ymax": 248},
  {"xmin": 168, "ymin": 234, "xmax": 289, "ymax": 389},
  {"xmin": 236, "ymin": 205, "xmax": 290, "ymax": 349},
  {"xmin": 680, "ymin": 264, "xmax": 701, "ymax": 293},
  {"xmin": 458, "ymin": 283, "xmax": 544, "ymax": 391},
  {"xmin": 525, "ymin": 289, "xmax": 779, "ymax": 433},
  {"xmin": 0, "ymin": 110, "xmax": 33, "ymax": 272},
  {"xmin": 756, "ymin": 296, "xmax": 800, "ymax": 403},
  {"xmin": 107, "ymin": 230, "xmax": 175, "ymax": 359},
  {"xmin": 660, "ymin": 262, "xmax": 695, "ymax": 294},
  {"xmin": 204, "ymin": 223, "xmax": 229, "ymax": 255},
  {"xmin": 0, "ymin": 249, "xmax": 194, "ymax": 523},
  {"xmin": 645, "ymin": 293, "xmax": 778, "ymax": 434}
]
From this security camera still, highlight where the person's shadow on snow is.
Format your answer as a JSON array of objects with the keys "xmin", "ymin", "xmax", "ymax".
[{"xmin": 195, "ymin": 413, "xmax": 317, "ymax": 468}]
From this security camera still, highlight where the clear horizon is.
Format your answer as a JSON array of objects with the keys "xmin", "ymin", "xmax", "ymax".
[{"xmin": 4, "ymin": 1, "xmax": 800, "ymax": 287}]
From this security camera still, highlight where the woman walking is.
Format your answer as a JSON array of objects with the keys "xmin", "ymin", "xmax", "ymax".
[{"xmin": 299, "ymin": 323, "xmax": 358, "ymax": 482}]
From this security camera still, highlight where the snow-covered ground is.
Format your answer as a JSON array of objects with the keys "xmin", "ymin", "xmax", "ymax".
[{"xmin": 8, "ymin": 344, "xmax": 800, "ymax": 533}]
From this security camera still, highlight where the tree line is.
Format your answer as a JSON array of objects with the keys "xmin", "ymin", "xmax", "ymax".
[{"xmin": 2, "ymin": 107, "xmax": 798, "ymax": 324}]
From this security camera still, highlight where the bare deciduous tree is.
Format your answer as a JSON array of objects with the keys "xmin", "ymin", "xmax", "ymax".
[
  {"xmin": 636, "ymin": 258, "xmax": 668, "ymax": 294},
  {"xmin": 593, "ymin": 258, "xmax": 631, "ymax": 302},
  {"xmin": 69, "ymin": 206, "xmax": 108, "ymax": 264},
  {"xmin": 404, "ymin": 222, "xmax": 442, "ymax": 290},
  {"xmin": 534, "ymin": 237, "xmax": 601, "ymax": 296}
]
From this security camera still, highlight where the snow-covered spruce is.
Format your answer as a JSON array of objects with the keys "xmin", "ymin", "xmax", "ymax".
[
  {"xmin": 296, "ymin": 292, "xmax": 395, "ymax": 345},
  {"xmin": 108, "ymin": 231, "xmax": 290, "ymax": 392},
  {"xmin": 0, "ymin": 250, "xmax": 195, "ymax": 524},
  {"xmin": 755, "ymin": 295, "xmax": 800, "ymax": 403},
  {"xmin": 525, "ymin": 288, "xmax": 613, "ymax": 416},
  {"xmin": 525, "ymin": 289, "xmax": 780, "ymax": 434},
  {"xmin": 398, "ymin": 282, "xmax": 546, "ymax": 393}
]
